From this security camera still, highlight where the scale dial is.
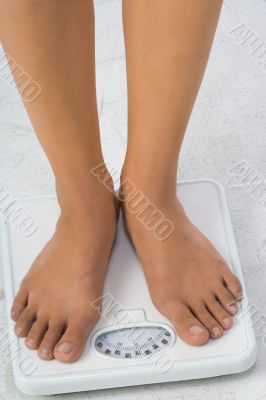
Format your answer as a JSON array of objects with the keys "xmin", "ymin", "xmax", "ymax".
[{"xmin": 94, "ymin": 325, "xmax": 174, "ymax": 359}]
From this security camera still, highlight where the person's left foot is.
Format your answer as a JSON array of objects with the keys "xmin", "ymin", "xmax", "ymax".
[{"xmin": 120, "ymin": 174, "xmax": 243, "ymax": 346}]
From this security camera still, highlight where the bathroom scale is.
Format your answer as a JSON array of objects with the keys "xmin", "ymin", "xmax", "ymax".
[{"xmin": 0, "ymin": 179, "xmax": 257, "ymax": 395}]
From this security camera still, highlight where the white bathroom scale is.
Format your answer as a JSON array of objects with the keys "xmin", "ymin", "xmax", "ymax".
[{"xmin": 1, "ymin": 179, "xmax": 257, "ymax": 395}]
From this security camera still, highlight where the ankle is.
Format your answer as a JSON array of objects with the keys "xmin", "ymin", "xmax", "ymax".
[
  {"xmin": 120, "ymin": 168, "xmax": 177, "ymax": 205},
  {"xmin": 55, "ymin": 165, "xmax": 116, "ymax": 216}
]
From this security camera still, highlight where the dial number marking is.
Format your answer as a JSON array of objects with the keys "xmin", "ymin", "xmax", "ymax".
[{"xmin": 95, "ymin": 326, "xmax": 173, "ymax": 359}]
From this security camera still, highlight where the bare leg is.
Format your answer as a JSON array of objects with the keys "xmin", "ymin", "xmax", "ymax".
[
  {"xmin": 0, "ymin": 0, "xmax": 117, "ymax": 362},
  {"xmin": 122, "ymin": 0, "xmax": 242, "ymax": 345}
]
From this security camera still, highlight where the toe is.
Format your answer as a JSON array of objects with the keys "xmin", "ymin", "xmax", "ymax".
[
  {"xmin": 54, "ymin": 319, "xmax": 94, "ymax": 363},
  {"xmin": 14, "ymin": 307, "xmax": 35, "ymax": 338},
  {"xmin": 205, "ymin": 297, "xmax": 233, "ymax": 330},
  {"xmin": 192, "ymin": 303, "xmax": 224, "ymax": 340},
  {"xmin": 38, "ymin": 321, "xmax": 65, "ymax": 361},
  {"xmin": 169, "ymin": 301, "xmax": 210, "ymax": 346},
  {"xmin": 223, "ymin": 271, "xmax": 243, "ymax": 300},
  {"xmin": 25, "ymin": 318, "xmax": 48, "ymax": 350},
  {"xmin": 11, "ymin": 287, "xmax": 28, "ymax": 321},
  {"xmin": 215, "ymin": 283, "xmax": 238, "ymax": 316}
]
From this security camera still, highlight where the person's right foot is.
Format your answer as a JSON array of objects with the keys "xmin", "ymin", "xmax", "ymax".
[{"xmin": 11, "ymin": 175, "xmax": 118, "ymax": 363}]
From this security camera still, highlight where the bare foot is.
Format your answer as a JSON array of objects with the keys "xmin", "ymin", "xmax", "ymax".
[
  {"xmin": 120, "ymin": 178, "xmax": 243, "ymax": 346},
  {"xmin": 11, "ymin": 174, "xmax": 118, "ymax": 362}
]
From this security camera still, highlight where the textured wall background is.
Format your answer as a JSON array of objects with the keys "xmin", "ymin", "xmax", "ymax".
[{"xmin": 0, "ymin": 0, "xmax": 266, "ymax": 398}]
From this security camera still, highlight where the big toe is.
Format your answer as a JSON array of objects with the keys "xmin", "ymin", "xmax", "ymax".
[
  {"xmin": 54, "ymin": 318, "xmax": 95, "ymax": 363},
  {"xmin": 169, "ymin": 301, "xmax": 210, "ymax": 346}
]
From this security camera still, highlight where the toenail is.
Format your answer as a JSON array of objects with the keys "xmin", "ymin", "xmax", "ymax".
[
  {"xmin": 212, "ymin": 326, "xmax": 222, "ymax": 337},
  {"xmin": 223, "ymin": 317, "xmax": 231, "ymax": 328},
  {"xmin": 26, "ymin": 338, "xmax": 35, "ymax": 348},
  {"xmin": 189, "ymin": 325, "xmax": 205, "ymax": 336},
  {"xmin": 56, "ymin": 342, "xmax": 73, "ymax": 353},
  {"xmin": 229, "ymin": 304, "xmax": 237, "ymax": 314},
  {"xmin": 15, "ymin": 326, "xmax": 24, "ymax": 335},
  {"xmin": 11, "ymin": 310, "xmax": 16, "ymax": 319},
  {"xmin": 39, "ymin": 348, "xmax": 50, "ymax": 358}
]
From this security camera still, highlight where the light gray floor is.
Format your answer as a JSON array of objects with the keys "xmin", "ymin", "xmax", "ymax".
[{"xmin": 0, "ymin": 0, "xmax": 266, "ymax": 399}]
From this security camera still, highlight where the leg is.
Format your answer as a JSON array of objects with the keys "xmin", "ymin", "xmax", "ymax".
[
  {"xmin": 122, "ymin": 0, "xmax": 242, "ymax": 345},
  {"xmin": 0, "ymin": 0, "xmax": 117, "ymax": 362}
]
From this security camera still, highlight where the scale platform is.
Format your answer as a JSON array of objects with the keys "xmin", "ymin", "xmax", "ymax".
[{"xmin": 1, "ymin": 179, "xmax": 257, "ymax": 395}]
